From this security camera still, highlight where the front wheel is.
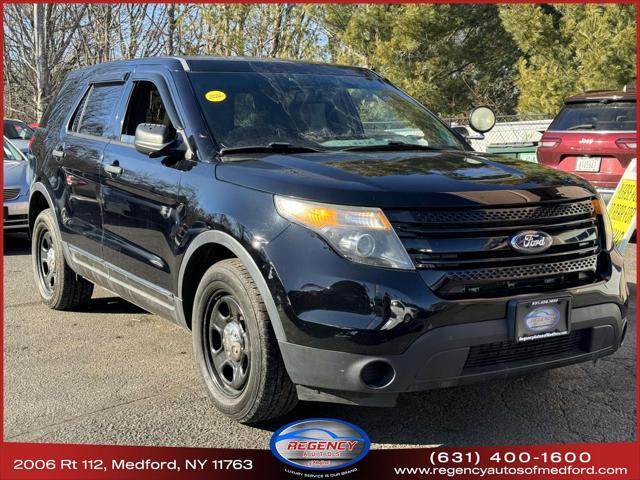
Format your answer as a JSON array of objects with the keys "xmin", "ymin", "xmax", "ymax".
[{"xmin": 192, "ymin": 259, "xmax": 297, "ymax": 423}]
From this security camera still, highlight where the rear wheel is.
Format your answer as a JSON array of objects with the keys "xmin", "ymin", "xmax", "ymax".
[
  {"xmin": 192, "ymin": 258, "xmax": 297, "ymax": 423},
  {"xmin": 31, "ymin": 209, "xmax": 93, "ymax": 309}
]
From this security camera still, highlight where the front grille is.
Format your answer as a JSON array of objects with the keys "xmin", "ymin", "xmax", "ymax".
[
  {"xmin": 391, "ymin": 199, "xmax": 594, "ymax": 225},
  {"xmin": 386, "ymin": 198, "xmax": 603, "ymax": 299},
  {"xmin": 447, "ymin": 256, "xmax": 598, "ymax": 282},
  {"xmin": 3, "ymin": 214, "xmax": 28, "ymax": 228},
  {"xmin": 464, "ymin": 329, "xmax": 589, "ymax": 370},
  {"xmin": 3, "ymin": 188, "xmax": 20, "ymax": 201}
]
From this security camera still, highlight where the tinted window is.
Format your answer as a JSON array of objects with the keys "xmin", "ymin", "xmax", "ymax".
[
  {"xmin": 72, "ymin": 83, "xmax": 123, "ymax": 137},
  {"xmin": 121, "ymin": 81, "xmax": 174, "ymax": 143},
  {"xmin": 549, "ymin": 102, "xmax": 636, "ymax": 132},
  {"xmin": 189, "ymin": 72, "xmax": 462, "ymax": 150},
  {"xmin": 3, "ymin": 120, "xmax": 34, "ymax": 140},
  {"xmin": 69, "ymin": 89, "xmax": 90, "ymax": 133}
]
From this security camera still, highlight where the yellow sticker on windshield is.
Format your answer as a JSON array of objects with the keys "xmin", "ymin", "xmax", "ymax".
[{"xmin": 205, "ymin": 90, "xmax": 227, "ymax": 102}]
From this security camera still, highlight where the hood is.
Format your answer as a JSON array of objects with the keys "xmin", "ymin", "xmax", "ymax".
[
  {"xmin": 3, "ymin": 160, "xmax": 30, "ymax": 188},
  {"xmin": 216, "ymin": 149, "xmax": 596, "ymax": 208}
]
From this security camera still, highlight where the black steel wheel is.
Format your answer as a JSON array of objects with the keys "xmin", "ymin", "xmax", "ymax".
[
  {"xmin": 31, "ymin": 209, "xmax": 93, "ymax": 309},
  {"xmin": 204, "ymin": 293, "xmax": 251, "ymax": 397},
  {"xmin": 192, "ymin": 258, "xmax": 297, "ymax": 423},
  {"xmin": 36, "ymin": 228, "xmax": 57, "ymax": 296}
]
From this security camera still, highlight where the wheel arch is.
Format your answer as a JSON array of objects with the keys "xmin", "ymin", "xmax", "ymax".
[
  {"xmin": 178, "ymin": 231, "xmax": 287, "ymax": 342},
  {"xmin": 29, "ymin": 183, "xmax": 55, "ymax": 235}
]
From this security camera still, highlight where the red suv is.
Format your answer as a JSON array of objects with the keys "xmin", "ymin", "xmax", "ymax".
[{"xmin": 537, "ymin": 89, "xmax": 636, "ymax": 203}]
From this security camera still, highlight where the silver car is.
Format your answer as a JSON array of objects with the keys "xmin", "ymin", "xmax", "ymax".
[{"xmin": 3, "ymin": 137, "xmax": 31, "ymax": 231}]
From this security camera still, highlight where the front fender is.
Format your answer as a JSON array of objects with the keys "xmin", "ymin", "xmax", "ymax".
[{"xmin": 177, "ymin": 229, "xmax": 288, "ymax": 342}]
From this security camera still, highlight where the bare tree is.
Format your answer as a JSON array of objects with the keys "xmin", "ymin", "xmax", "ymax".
[
  {"xmin": 4, "ymin": 4, "xmax": 87, "ymax": 121},
  {"xmin": 3, "ymin": 3, "xmax": 327, "ymax": 122}
]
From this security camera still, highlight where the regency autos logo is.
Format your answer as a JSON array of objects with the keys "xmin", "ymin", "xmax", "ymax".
[
  {"xmin": 524, "ymin": 305, "xmax": 561, "ymax": 332},
  {"xmin": 270, "ymin": 418, "xmax": 371, "ymax": 471}
]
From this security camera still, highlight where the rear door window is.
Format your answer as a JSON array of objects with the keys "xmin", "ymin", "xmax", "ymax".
[
  {"xmin": 549, "ymin": 102, "xmax": 636, "ymax": 132},
  {"xmin": 69, "ymin": 83, "xmax": 124, "ymax": 137}
]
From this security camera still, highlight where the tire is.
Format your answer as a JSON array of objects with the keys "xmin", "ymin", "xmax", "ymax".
[
  {"xmin": 31, "ymin": 208, "xmax": 94, "ymax": 309},
  {"xmin": 192, "ymin": 258, "xmax": 297, "ymax": 423}
]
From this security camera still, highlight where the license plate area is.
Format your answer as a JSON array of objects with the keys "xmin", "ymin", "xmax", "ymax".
[
  {"xmin": 510, "ymin": 296, "xmax": 571, "ymax": 342},
  {"xmin": 575, "ymin": 156, "xmax": 601, "ymax": 172}
]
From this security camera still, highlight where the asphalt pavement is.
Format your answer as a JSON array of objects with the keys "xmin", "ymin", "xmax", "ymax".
[{"xmin": 3, "ymin": 232, "xmax": 636, "ymax": 448}]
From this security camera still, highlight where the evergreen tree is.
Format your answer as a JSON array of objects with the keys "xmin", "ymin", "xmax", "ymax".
[
  {"xmin": 499, "ymin": 4, "xmax": 636, "ymax": 114},
  {"xmin": 323, "ymin": 4, "xmax": 521, "ymax": 116}
]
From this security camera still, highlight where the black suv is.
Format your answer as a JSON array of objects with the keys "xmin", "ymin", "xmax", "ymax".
[{"xmin": 29, "ymin": 57, "xmax": 628, "ymax": 423}]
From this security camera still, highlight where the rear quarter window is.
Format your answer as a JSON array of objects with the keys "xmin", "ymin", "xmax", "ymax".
[
  {"xmin": 549, "ymin": 102, "xmax": 636, "ymax": 132},
  {"xmin": 69, "ymin": 82, "xmax": 124, "ymax": 137}
]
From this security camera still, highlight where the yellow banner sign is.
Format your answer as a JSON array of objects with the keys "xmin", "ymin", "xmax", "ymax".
[
  {"xmin": 609, "ymin": 179, "xmax": 636, "ymax": 244},
  {"xmin": 607, "ymin": 158, "xmax": 636, "ymax": 251}
]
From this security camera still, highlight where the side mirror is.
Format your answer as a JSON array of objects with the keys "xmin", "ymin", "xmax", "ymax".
[
  {"xmin": 468, "ymin": 106, "xmax": 496, "ymax": 134},
  {"xmin": 134, "ymin": 123, "xmax": 173, "ymax": 155},
  {"xmin": 452, "ymin": 125, "xmax": 485, "ymax": 141}
]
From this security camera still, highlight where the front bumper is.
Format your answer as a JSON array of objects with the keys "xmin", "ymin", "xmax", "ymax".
[
  {"xmin": 281, "ymin": 303, "xmax": 626, "ymax": 406},
  {"xmin": 3, "ymin": 199, "xmax": 29, "ymax": 230},
  {"xmin": 265, "ymin": 224, "xmax": 628, "ymax": 405}
]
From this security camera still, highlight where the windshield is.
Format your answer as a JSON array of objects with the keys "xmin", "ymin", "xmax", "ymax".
[
  {"xmin": 3, "ymin": 138, "xmax": 25, "ymax": 162},
  {"xmin": 189, "ymin": 72, "xmax": 463, "ymax": 151},
  {"xmin": 3, "ymin": 120, "xmax": 34, "ymax": 140},
  {"xmin": 548, "ymin": 102, "xmax": 636, "ymax": 132}
]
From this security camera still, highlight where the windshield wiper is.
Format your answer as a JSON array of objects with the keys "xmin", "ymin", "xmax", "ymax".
[
  {"xmin": 567, "ymin": 124, "xmax": 596, "ymax": 130},
  {"xmin": 340, "ymin": 141, "xmax": 448, "ymax": 152},
  {"xmin": 219, "ymin": 142, "xmax": 322, "ymax": 156}
]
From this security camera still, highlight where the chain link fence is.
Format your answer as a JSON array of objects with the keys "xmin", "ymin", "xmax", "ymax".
[{"xmin": 444, "ymin": 114, "xmax": 554, "ymax": 153}]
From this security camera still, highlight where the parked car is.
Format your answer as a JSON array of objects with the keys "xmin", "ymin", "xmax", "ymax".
[
  {"xmin": 3, "ymin": 136, "xmax": 30, "ymax": 231},
  {"xmin": 29, "ymin": 57, "xmax": 627, "ymax": 423},
  {"xmin": 537, "ymin": 89, "xmax": 636, "ymax": 204},
  {"xmin": 3, "ymin": 118, "xmax": 35, "ymax": 157},
  {"xmin": 28, "ymin": 122, "xmax": 40, "ymax": 129}
]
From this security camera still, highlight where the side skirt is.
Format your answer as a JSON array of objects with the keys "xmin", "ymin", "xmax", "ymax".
[{"xmin": 62, "ymin": 242, "xmax": 184, "ymax": 327}]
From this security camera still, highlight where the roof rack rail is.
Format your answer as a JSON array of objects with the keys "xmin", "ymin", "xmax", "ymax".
[{"xmin": 170, "ymin": 56, "xmax": 190, "ymax": 72}]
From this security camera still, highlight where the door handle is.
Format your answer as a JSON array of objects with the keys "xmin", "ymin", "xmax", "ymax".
[
  {"xmin": 52, "ymin": 148, "xmax": 65, "ymax": 161},
  {"xmin": 104, "ymin": 162, "xmax": 123, "ymax": 176}
]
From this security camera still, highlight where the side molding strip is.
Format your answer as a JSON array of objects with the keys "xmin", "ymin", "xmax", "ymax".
[{"xmin": 63, "ymin": 242, "xmax": 181, "ymax": 325}]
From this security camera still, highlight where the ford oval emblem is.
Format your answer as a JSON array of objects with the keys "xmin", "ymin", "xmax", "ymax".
[{"xmin": 510, "ymin": 230, "xmax": 553, "ymax": 254}]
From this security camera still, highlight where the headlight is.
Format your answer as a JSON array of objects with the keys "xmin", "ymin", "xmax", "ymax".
[
  {"xmin": 592, "ymin": 197, "xmax": 613, "ymax": 251},
  {"xmin": 274, "ymin": 196, "xmax": 414, "ymax": 270}
]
